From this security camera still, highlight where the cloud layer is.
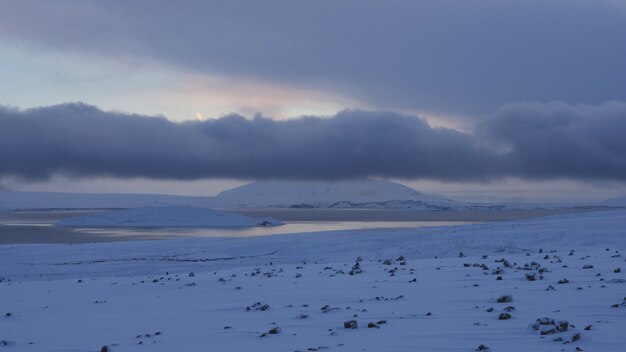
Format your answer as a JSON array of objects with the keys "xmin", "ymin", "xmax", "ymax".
[
  {"xmin": 1, "ymin": 102, "xmax": 625, "ymax": 182},
  {"xmin": 1, "ymin": 1, "xmax": 625, "ymax": 116}
]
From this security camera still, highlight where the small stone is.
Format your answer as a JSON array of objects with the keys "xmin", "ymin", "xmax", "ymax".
[
  {"xmin": 498, "ymin": 313, "xmax": 512, "ymax": 320},
  {"xmin": 343, "ymin": 320, "xmax": 358, "ymax": 329},
  {"xmin": 496, "ymin": 295, "xmax": 513, "ymax": 303},
  {"xmin": 268, "ymin": 327, "xmax": 281, "ymax": 334}
]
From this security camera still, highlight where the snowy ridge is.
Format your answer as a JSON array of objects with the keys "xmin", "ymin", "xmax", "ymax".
[
  {"xmin": 212, "ymin": 179, "xmax": 457, "ymax": 209},
  {"xmin": 0, "ymin": 190, "xmax": 215, "ymax": 210},
  {"xmin": 56, "ymin": 206, "xmax": 282, "ymax": 228}
]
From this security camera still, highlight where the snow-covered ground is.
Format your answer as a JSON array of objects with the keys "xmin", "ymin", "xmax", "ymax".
[
  {"xmin": 56, "ymin": 206, "xmax": 282, "ymax": 228},
  {"xmin": 1, "ymin": 210, "xmax": 626, "ymax": 351}
]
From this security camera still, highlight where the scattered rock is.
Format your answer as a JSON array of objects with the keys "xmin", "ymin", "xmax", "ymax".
[
  {"xmin": 343, "ymin": 320, "xmax": 358, "ymax": 329},
  {"xmin": 269, "ymin": 327, "xmax": 281, "ymax": 334},
  {"xmin": 246, "ymin": 302, "xmax": 270, "ymax": 311},
  {"xmin": 497, "ymin": 295, "xmax": 513, "ymax": 303}
]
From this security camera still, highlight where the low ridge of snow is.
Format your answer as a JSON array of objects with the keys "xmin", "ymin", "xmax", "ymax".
[
  {"xmin": 213, "ymin": 179, "xmax": 457, "ymax": 208},
  {"xmin": 56, "ymin": 206, "xmax": 282, "ymax": 228},
  {"xmin": 0, "ymin": 190, "xmax": 215, "ymax": 210}
]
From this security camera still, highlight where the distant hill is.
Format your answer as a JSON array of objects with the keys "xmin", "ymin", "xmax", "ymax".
[
  {"xmin": 0, "ymin": 179, "xmax": 459, "ymax": 210},
  {"xmin": 212, "ymin": 179, "xmax": 460, "ymax": 210},
  {"xmin": 4, "ymin": 180, "xmax": 619, "ymax": 211}
]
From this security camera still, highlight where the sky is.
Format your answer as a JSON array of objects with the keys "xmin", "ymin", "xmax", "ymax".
[{"xmin": 1, "ymin": 0, "xmax": 626, "ymax": 201}]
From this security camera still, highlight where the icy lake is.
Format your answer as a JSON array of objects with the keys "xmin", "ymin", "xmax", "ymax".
[{"xmin": 0, "ymin": 208, "xmax": 597, "ymax": 244}]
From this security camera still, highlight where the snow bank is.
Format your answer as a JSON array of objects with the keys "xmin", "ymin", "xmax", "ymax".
[{"xmin": 55, "ymin": 206, "xmax": 282, "ymax": 228}]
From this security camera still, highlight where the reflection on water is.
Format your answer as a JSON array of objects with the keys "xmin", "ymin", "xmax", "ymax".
[
  {"xmin": 0, "ymin": 207, "xmax": 603, "ymax": 244},
  {"xmin": 76, "ymin": 220, "xmax": 476, "ymax": 239},
  {"xmin": 0, "ymin": 210, "xmax": 482, "ymax": 244}
]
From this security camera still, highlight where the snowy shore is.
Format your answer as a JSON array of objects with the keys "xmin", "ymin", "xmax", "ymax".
[{"xmin": 1, "ymin": 210, "xmax": 626, "ymax": 351}]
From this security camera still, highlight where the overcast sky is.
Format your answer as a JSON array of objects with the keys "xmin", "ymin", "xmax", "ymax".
[{"xmin": 1, "ymin": 1, "xmax": 626, "ymax": 201}]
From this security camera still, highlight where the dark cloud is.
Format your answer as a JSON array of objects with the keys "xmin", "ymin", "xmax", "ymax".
[
  {"xmin": 0, "ymin": 103, "xmax": 496, "ymax": 181},
  {"xmin": 479, "ymin": 101, "xmax": 626, "ymax": 180},
  {"xmin": 1, "ymin": 102, "xmax": 626, "ymax": 182},
  {"xmin": 1, "ymin": 1, "xmax": 625, "ymax": 116}
]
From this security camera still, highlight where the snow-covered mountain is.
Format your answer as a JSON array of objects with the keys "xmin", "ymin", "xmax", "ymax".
[
  {"xmin": 212, "ymin": 179, "xmax": 459, "ymax": 209},
  {"xmin": 4, "ymin": 180, "xmax": 621, "ymax": 211}
]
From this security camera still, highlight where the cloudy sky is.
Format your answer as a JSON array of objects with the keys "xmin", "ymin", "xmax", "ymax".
[{"xmin": 1, "ymin": 0, "xmax": 626, "ymax": 201}]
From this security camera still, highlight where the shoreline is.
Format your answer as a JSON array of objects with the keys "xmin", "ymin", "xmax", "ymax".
[{"xmin": 0, "ymin": 207, "xmax": 618, "ymax": 245}]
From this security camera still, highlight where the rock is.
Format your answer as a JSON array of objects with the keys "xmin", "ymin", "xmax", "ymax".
[
  {"xmin": 246, "ymin": 302, "xmax": 270, "ymax": 311},
  {"xmin": 584, "ymin": 325, "xmax": 592, "ymax": 331},
  {"xmin": 343, "ymin": 320, "xmax": 358, "ymax": 329},
  {"xmin": 540, "ymin": 328, "xmax": 557, "ymax": 335},
  {"xmin": 496, "ymin": 295, "xmax": 513, "ymax": 303},
  {"xmin": 268, "ymin": 327, "xmax": 281, "ymax": 334},
  {"xmin": 476, "ymin": 344, "xmax": 490, "ymax": 351},
  {"xmin": 367, "ymin": 322, "xmax": 378, "ymax": 328},
  {"xmin": 582, "ymin": 265, "xmax": 594, "ymax": 269},
  {"xmin": 100, "ymin": 346, "xmax": 109, "ymax": 352},
  {"xmin": 498, "ymin": 313, "xmax": 512, "ymax": 320},
  {"xmin": 558, "ymin": 278, "xmax": 569, "ymax": 284}
]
